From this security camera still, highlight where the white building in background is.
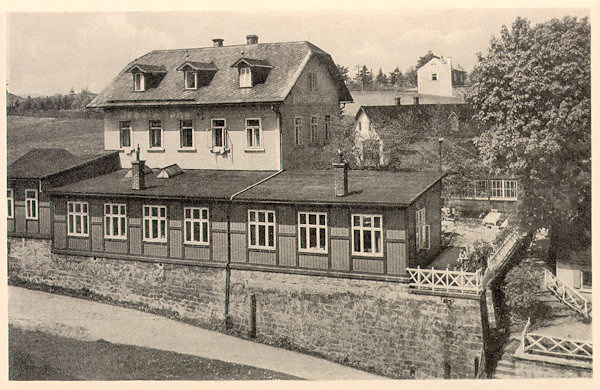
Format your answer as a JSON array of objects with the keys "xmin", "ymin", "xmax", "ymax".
[{"xmin": 417, "ymin": 56, "xmax": 466, "ymax": 97}]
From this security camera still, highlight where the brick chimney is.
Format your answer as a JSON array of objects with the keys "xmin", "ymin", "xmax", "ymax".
[
  {"xmin": 131, "ymin": 145, "xmax": 146, "ymax": 190},
  {"xmin": 212, "ymin": 38, "xmax": 224, "ymax": 47},
  {"xmin": 333, "ymin": 149, "xmax": 348, "ymax": 197},
  {"xmin": 246, "ymin": 34, "xmax": 258, "ymax": 45}
]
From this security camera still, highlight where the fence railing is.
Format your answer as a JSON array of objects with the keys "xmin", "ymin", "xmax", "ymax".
[
  {"xmin": 521, "ymin": 318, "xmax": 592, "ymax": 361},
  {"xmin": 406, "ymin": 266, "xmax": 482, "ymax": 295},
  {"xmin": 486, "ymin": 229, "xmax": 522, "ymax": 274},
  {"xmin": 543, "ymin": 268, "xmax": 592, "ymax": 319}
]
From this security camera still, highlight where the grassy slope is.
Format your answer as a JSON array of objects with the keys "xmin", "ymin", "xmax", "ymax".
[
  {"xmin": 9, "ymin": 325, "xmax": 299, "ymax": 380},
  {"xmin": 7, "ymin": 115, "xmax": 105, "ymax": 165}
]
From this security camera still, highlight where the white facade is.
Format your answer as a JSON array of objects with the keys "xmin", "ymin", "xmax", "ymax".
[{"xmin": 417, "ymin": 57, "xmax": 454, "ymax": 97}]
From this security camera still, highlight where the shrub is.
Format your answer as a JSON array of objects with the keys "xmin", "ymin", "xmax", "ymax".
[
  {"xmin": 457, "ymin": 240, "xmax": 493, "ymax": 272},
  {"xmin": 501, "ymin": 262, "xmax": 546, "ymax": 324}
]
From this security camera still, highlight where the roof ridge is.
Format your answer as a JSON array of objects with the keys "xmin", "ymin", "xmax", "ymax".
[{"xmin": 147, "ymin": 40, "xmax": 311, "ymax": 54}]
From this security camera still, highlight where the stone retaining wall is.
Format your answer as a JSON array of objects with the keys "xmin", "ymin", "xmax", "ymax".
[{"xmin": 8, "ymin": 237, "xmax": 484, "ymax": 379}]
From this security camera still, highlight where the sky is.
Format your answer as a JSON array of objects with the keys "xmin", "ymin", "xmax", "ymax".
[{"xmin": 6, "ymin": 4, "xmax": 591, "ymax": 97}]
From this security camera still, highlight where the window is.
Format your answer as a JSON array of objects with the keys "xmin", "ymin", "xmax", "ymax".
[
  {"xmin": 416, "ymin": 208, "xmax": 430, "ymax": 250},
  {"xmin": 119, "ymin": 121, "xmax": 132, "ymax": 148},
  {"xmin": 431, "ymin": 73, "xmax": 438, "ymax": 81},
  {"xmin": 473, "ymin": 180, "xmax": 489, "ymax": 199},
  {"xmin": 180, "ymin": 119, "xmax": 194, "ymax": 148},
  {"xmin": 294, "ymin": 117, "xmax": 302, "ymax": 145},
  {"xmin": 307, "ymin": 72, "xmax": 317, "ymax": 91},
  {"xmin": 503, "ymin": 180, "xmax": 517, "ymax": 199},
  {"xmin": 246, "ymin": 118, "xmax": 261, "ymax": 148},
  {"xmin": 324, "ymin": 115, "xmax": 331, "ymax": 141},
  {"xmin": 248, "ymin": 210, "xmax": 275, "ymax": 250},
  {"xmin": 68, "ymin": 201, "xmax": 89, "ymax": 237},
  {"xmin": 310, "ymin": 116, "xmax": 318, "ymax": 144},
  {"xmin": 211, "ymin": 119, "xmax": 226, "ymax": 148},
  {"xmin": 581, "ymin": 270, "xmax": 592, "ymax": 289},
  {"xmin": 25, "ymin": 189, "xmax": 38, "ymax": 220},
  {"xmin": 184, "ymin": 207, "xmax": 209, "ymax": 245},
  {"xmin": 143, "ymin": 205, "xmax": 167, "ymax": 242},
  {"xmin": 239, "ymin": 67, "xmax": 252, "ymax": 88},
  {"xmin": 184, "ymin": 71, "xmax": 197, "ymax": 89},
  {"xmin": 7, "ymin": 189, "xmax": 13, "ymax": 219},
  {"xmin": 134, "ymin": 73, "xmax": 146, "ymax": 91},
  {"xmin": 149, "ymin": 120, "xmax": 162, "ymax": 148},
  {"xmin": 490, "ymin": 180, "xmax": 503, "ymax": 199},
  {"xmin": 298, "ymin": 212, "xmax": 327, "ymax": 253},
  {"xmin": 104, "ymin": 204, "xmax": 127, "ymax": 239},
  {"xmin": 352, "ymin": 214, "xmax": 383, "ymax": 256}
]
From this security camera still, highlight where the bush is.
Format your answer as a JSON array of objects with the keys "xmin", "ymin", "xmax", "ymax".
[
  {"xmin": 457, "ymin": 240, "xmax": 493, "ymax": 272},
  {"xmin": 501, "ymin": 262, "xmax": 546, "ymax": 324}
]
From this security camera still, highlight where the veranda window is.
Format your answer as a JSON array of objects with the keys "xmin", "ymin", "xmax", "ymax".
[
  {"xmin": 104, "ymin": 203, "xmax": 127, "ymax": 239},
  {"xmin": 352, "ymin": 214, "xmax": 383, "ymax": 256},
  {"xmin": 143, "ymin": 205, "xmax": 167, "ymax": 242},
  {"xmin": 25, "ymin": 189, "xmax": 38, "ymax": 220},
  {"xmin": 184, "ymin": 207, "xmax": 209, "ymax": 245},
  {"xmin": 68, "ymin": 201, "xmax": 89, "ymax": 237},
  {"xmin": 248, "ymin": 210, "xmax": 275, "ymax": 249},
  {"xmin": 298, "ymin": 212, "xmax": 327, "ymax": 253}
]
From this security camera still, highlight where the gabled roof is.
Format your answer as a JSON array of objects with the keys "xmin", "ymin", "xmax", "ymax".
[
  {"xmin": 89, "ymin": 40, "xmax": 352, "ymax": 108},
  {"xmin": 175, "ymin": 61, "xmax": 218, "ymax": 71},
  {"xmin": 356, "ymin": 104, "xmax": 474, "ymax": 127},
  {"xmin": 231, "ymin": 57, "xmax": 273, "ymax": 68},
  {"xmin": 126, "ymin": 64, "xmax": 167, "ymax": 73},
  {"xmin": 8, "ymin": 149, "xmax": 116, "ymax": 180}
]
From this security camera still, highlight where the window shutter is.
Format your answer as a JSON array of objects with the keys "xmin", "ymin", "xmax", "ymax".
[
  {"xmin": 416, "ymin": 228, "xmax": 421, "ymax": 250},
  {"xmin": 424, "ymin": 225, "xmax": 430, "ymax": 250},
  {"xmin": 206, "ymin": 128, "xmax": 212, "ymax": 149}
]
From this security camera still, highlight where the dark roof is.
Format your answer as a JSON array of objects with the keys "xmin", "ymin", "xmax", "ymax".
[
  {"xmin": 176, "ymin": 61, "xmax": 218, "ymax": 71},
  {"xmin": 89, "ymin": 41, "xmax": 352, "ymax": 108},
  {"xmin": 8, "ymin": 149, "xmax": 114, "ymax": 180},
  {"xmin": 50, "ymin": 169, "xmax": 277, "ymax": 200},
  {"xmin": 357, "ymin": 104, "xmax": 473, "ymax": 124},
  {"xmin": 126, "ymin": 64, "xmax": 167, "ymax": 73},
  {"xmin": 395, "ymin": 92, "xmax": 465, "ymax": 105},
  {"xmin": 235, "ymin": 170, "xmax": 445, "ymax": 206},
  {"xmin": 231, "ymin": 57, "xmax": 273, "ymax": 68}
]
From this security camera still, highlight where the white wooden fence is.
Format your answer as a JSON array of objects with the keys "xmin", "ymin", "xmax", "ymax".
[
  {"xmin": 543, "ymin": 268, "xmax": 592, "ymax": 319},
  {"xmin": 521, "ymin": 318, "xmax": 592, "ymax": 361},
  {"xmin": 406, "ymin": 266, "xmax": 482, "ymax": 295}
]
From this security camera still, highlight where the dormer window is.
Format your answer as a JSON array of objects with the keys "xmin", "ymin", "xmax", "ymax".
[
  {"xmin": 134, "ymin": 73, "xmax": 146, "ymax": 91},
  {"xmin": 127, "ymin": 64, "xmax": 167, "ymax": 91},
  {"xmin": 231, "ymin": 57, "xmax": 272, "ymax": 88},
  {"xmin": 239, "ymin": 67, "xmax": 252, "ymax": 88},
  {"xmin": 184, "ymin": 71, "xmax": 197, "ymax": 89}
]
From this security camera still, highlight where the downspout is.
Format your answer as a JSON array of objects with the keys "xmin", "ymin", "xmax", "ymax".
[{"xmin": 223, "ymin": 167, "xmax": 283, "ymax": 331}]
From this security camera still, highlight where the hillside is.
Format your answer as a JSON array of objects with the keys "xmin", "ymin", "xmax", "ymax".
[{"xmin": 7, "ymin": 116, "xmax": 105, "ymax": 165}]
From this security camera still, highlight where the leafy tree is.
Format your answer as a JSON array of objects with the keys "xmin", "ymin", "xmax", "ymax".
[
  {"xmin": 388, "ymin": 66, "xmax": 403, "ymax": 86},
  {"xmin": 415, "ymin": 50, "xmax": 436, "ymax": 70},
  {"xmin": 468, "ymin": 16, "xmax": 591, "ymax": 266},
  {"xmin": 354, "ymin": 65, "xmax": 373, "ymax": 91},
  {"xmin": 403, "ymin": 66, "xmax": 417, "ymax": 88}
]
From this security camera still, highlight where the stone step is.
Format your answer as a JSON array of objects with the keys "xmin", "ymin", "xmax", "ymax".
[{"xmin": 496, "ymin": 360, "xmax": 515, "ymax": 369}]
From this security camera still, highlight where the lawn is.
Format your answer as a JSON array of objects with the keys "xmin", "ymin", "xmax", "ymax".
[
  {"xmin": 9, "ymin": 325, "xmax": 299, "ymax": 380},
  {"xmin": 7, "ymin": 115, "xmax": 105, "ymax": 164}
]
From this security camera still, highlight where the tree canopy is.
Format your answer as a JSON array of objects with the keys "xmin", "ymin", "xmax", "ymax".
[{"xmin": 468, "ymin": 16, "xmax": 591, "ymax": 259}]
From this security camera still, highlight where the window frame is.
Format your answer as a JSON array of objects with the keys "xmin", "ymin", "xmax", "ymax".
[
  {"xmin": 149, "ymin": 120, "xmax": 163, "ymax": 149},
  {"xmin": 184, "ymin": 70, "xmax": 197, "ymax": 90},
  {"xmin": 239, "ymin": 67, "xmax": 252, "ymax": 88},
  {"xmin": 67, "ymin": 201, "xmax": 89, "ymax": 237},
  {"xmin": 294, "ymin": 117, "xmax": 302, "ymax": 145},
  {"xmin": 104, "ymin": 203, "xmax": 127, "ymax": 240},
  {"xmin": 431, "ymin": 73, "xmax": 438, "ymax": 81},
  {"xmin": 416, "ymin": 207, "xmax": 430, "ymax": 250},
  {"xmin": 25, "ymin": 189, "xmax": 38, "ymax": 220},
  {"xmin": 245, "ymin": 118, "xmax": 261, "ymax": 148},
  {"xmin": 351, "ymin": 214, "xmax": 383, "ymax": 257},
  {"xmin": 248, "ymin": 209, "xmax": 276, "ymax": 250},
  {"xmin": 211, "ymin": 119, "xmax": 227, "ymax": 149},
  {"xmin": 503, "ymin": 180, "xmax": 518, "ymax": 200},
  {"xmin": 143, "ymin": 205, "xmax": 167, "ymax": 243},
  {"xmin": 310, "ymin": 116, "xmax": 318, "ymax": 144},
  {"xmin": 119, "ymin": 121, "xmax": 132, "ymax": 148},
  {"xmin": 184, "ymin": 207, "xmax": 210, "ymax": 245},
  {"xmin": 179, "ymin": 119, "xmax": 195, "ymax": 149},
  {"xmin": 298, "ymin": 211, "xmax": 328, "ymax": 254},
  {"xmin": 134, "ymin": 73, "xmax": 146, "ymax": 91},
  {"xmin": 7, "ymin": 188, "xmax": 14, "ymax": 219}
]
